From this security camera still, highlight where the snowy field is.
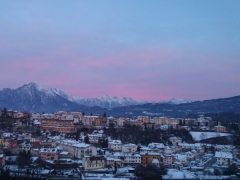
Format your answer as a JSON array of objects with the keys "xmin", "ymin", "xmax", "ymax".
[{"xmin": 190, "ymin": 131, "xmax": 232, "ymax": 141}]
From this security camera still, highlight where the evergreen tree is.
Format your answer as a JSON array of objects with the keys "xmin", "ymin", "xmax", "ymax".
[
  {"xmin": 2, "ymin": 108, "xmax": 7, "ymax": 118},
  {"xmin": 179, "ymin": 120, "xmax": 182, "ymax": 126},
  {"xmin": 84, "ymin": 135, "xmax": 90, "ymax": 144},
  {"xmin": 103, "ymin": 112, "xmax": 107, "ymax": 118}
]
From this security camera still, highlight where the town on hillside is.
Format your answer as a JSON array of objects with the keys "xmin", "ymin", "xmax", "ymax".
[{"xmin": 0, "ymin": 108, "xmax": 240, "ymax": 179}]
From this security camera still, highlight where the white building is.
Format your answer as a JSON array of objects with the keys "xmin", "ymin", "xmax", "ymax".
[
  {"xmin": 174, "ymin": 154, "xmax": 187, "ymax": 165},
  {"xmin": 122, "ymin": 143, "xmax": 138, "ymax": 153},
  {"xmin": 88, "ymin": 134, "xmax": 100, "ymax": 144},
  {"xmin": 58, "ymin": 140, "xmax": 97, "ymax": 159},
  {"xmin": 122, "ymin": 153, "xmax": 141, "ymax": 164},
  {"xmin": 169, "ymin": 136, "xmax": 182, "ymax": 145},
  {"xmin": 215, "ymin": 151, "xmax": 233, "ymax": 166},
  {"xmin": 82, "ymin": 155, "xmax": 106, "ymax": 170},
  {"xmin": 108, "ymin": 140, "xmax": 122, "ymax": 152},
  {"xmin": 82, "ymin": 116, "xmax": 99, "ymax": 126}
]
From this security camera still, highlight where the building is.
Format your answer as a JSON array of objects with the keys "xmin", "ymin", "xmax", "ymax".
[
  {"xmin": 122, "ymin": 143, "xmax": 138, "ymax": 153},
  {"xmin": 82, "ymin": 116, "xmax": 99, "ymax": 126},
  {"xmin": 174, "ymin": 154, "xmax": 187, "ymax": 165},
  {"xmin": 88, "ymin": 134, "xmax": 100, "ymax": 144},
  {"xmin": 82, "ymin": 156, "xmax": 106, "ymax": 170},
  {"xmin": 58, "ymin": 140, "xmax": 97, "ymax": 159},
  {"xmin": 169, "ymin": 122, "xmax": 179, "ymax": 130},
  {"xmin": 18, "ymin": 141, "xmax": 32, "ymax": 152},
  {"xmin": 0, "ymin": 154, "xmax": 5, "ymax": 168},
  {"xmin": 40, "ymin": 148, "xmax": 59, "ymax": 160},
  {"xmin": 154, "ymin": 117, "xmax": 170, "ymax": 125},
  {"xmin": 214, "ymin": 125, "xmax": 226, "ymax": 132},
  {"xmin": 40, "ymin": 118, "xmax": 75, "ymax": 133},
  {"xmin": 108, "ymin": 140, "xmax": 122, "ymax": 152},
  {"xmin": 94, "ymin": 118, "xmax": 103, "ymax": 126},
  {"xmin": 106, "ymin": 157, "xmax": 122, "ymax": 167},
  {"xmin": 13, "ymin": 111, "xmax": 24, "ymax": 118},
  {"xmin": 122, "ymin": 153, "xmax": 141, "ymax": 165},
  {"xmin": 137, "ymin": 116, "xmax": 150, "ymax": 124},
  {"xmin": 162, "ymin": 154, "xmax": 174, "ymax": 166},
  {"xmin": 215, "ymin": 151, "xmax": 233, "ymax": 166},
  {"xmin": 141, "ymin": 152, "xmax": 161, "ymax": 165},
  {"xmin": 169, "ymin": 137, "xmax": 182, "ymax": 145},
  {"xmin": 8, "ymin": 140, "xmax": 18, "ymax": 149}
]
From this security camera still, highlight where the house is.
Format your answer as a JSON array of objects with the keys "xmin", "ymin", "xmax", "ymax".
[
  {"xmin": 137, "ymin": 116, "xmax": 150, "ymax": 124},
  {"xmin": 40, "ymin": 139, "xmax": 55, "ymax": 148},
  {"xmin": 169, "ymin": 137, "xmax": 182, "ymax": 145},
  {"xmin": 88, "ymin": 134, "xmax": 100, "ymax": 144},
  {"xmin": 214, "ymin": 125, "xmax": 226, "ymax": 132},
  {"xmin": 58, "ymin": 140, "xmax": 97, "ymax": 159},
  {"xmin": 108, "ymin": 140, "xmax": 122, "ymax": 152},
  {"xmin": 151, "ymin": 158, "xmax": 160, "ymax": 166},
  {"xmin": 141, "ymin": 152, "xmax": 161, "ymax": 165},
  {"xmin": 122, "ymin": 143, "xmax": 138, "ymax": 153},
  {"xmin": 82, "ymin": 116, "xmax": 99, "ymax": 126},
  {"xmin": 7, "ymin": 109, "xmax": 14, "ymax": 118},
  {"xmin": 162, "ymin": 154, "xmax": 174, "ymax": 166},
  {"xmin": 106, "ymin": 116, "xmax": 115, "ymax": 126},
  {"xmin": 106, "ymin": 157, "xmax": 122, "ymax": 167},
  {"xmin": 117, "ymin": 118, "xmax": 126, "ymax": 127},
  {"xmin": 82, "ymin": 155, "xmax": 106, "ymax": 170},
  {"xmin": 13, "ymin": 111, "xmax": 24, "ymax": 118},
  {"xmin": 174, "ymin": 154, "xmax": 187, "ymax": 165},
  {"xmin": 8, "ymin": 140, "xmax": 18, "ymax": 149},
  {"xmin": 169, "ymin": 122, "xmax": 179, "ymax": 130},
  {"xmin": 59, "ymin": 151, "xmax": 71, "ymax": 158},
  {"xmin": 215, "ymin": 151, "xmax": 233, "ymax": 166},
  {"xmin": 18, "ymin": 141, "xmax": 32, "ymax": 152},
  {"xmin": 40, "ymin": 148, "xmax": 59, "ymax": 160},
  {"xmin": 140, "ymin": 142, "xmax": 165, "ymax": 154},
  {"xmin": 142, "ymin": 123, "xmax": 155, "ymax": 130},
  {"xmin": 122, "ymin": 153, "xmax": 141, "ymax": 165},
  {"xmin": 40, "ymin": 118, "xmax": 75, "ymax": 133},
  {"xmin": 185, "ymin": 151, "xmax": 195, "ymax": 160},
  {"xmin": 31, "ymin": 113, "xmax": 41, "ymax": 120},
  {"xmin": 0, "ymin": 154, "xmax": 5, "ymax": 168},
  {"xmin": 94, "ymin": 118, "xmax": 103, "ymax": 126}
]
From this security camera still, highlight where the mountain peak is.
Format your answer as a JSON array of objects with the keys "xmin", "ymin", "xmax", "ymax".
[
  {"xmin": 0, "ymin": 82, "xmax": 148, "ymax": 110},
  {"xmin": 160, "ymin": 98, "xmax": 194, "ymax": 105}
]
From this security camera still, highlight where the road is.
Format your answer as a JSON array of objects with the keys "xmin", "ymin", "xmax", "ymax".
[{"xmin": 204, "ymin": 157, "xmax": 217, "ymax": 168}]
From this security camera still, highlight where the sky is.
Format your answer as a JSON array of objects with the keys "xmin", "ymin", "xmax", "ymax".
[{"xmin": 0, "ymin": 0, "xmax": 240, "ymax": 101}]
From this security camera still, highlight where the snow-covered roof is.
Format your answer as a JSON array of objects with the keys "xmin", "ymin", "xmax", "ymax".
[
  {"xmin": 122, "ymin": 143, "xmax": 137, "ymax": 147},
  {"xmin": 175, "ymin": 154, "xmax": 186, "ymax": 160},
  {"xmin": 109, "ymin": 140, "xmax": 122, "ymax": 145},
  {"xmin": 60, "ymin": 151, "xmax": 69, "ymax": 155},
  {"xmin": 60, "ymin": 140, "xmax": 90, "ymax": 148},
  {"xmin": 148, "ymin": 142, "xmax": 165, "ymax": 149},
  {"xmin": 163, "ymin": 169, "xmax": 196, "ymax": 179},
  {"xmin": 152, "ymin": 158, "xmax": 159, "ymax": 163},
  {"xmin": 215, "ymin": 152, "xmax": 233, "ymax": 159}
]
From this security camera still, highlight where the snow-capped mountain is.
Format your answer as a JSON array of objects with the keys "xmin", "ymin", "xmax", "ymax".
[
  {"xmin": 0, "ymin": 82, "xmax": 82, "ymax": 113},
  {"xmin": 160, "ymin": 98, "xmax": 195, "ymax": 105},
  {"xmin": 0, "ymin": 82, "xmax": 148, "ymax": 112}
]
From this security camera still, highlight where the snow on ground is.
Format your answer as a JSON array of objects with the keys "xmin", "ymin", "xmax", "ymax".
[
  {"xmin": 190, "ymin": 131, "xmax": 232, "ymax": 141},
  {"xmin": 163, "ymin": 169, "xmax": 197, "ymax": 179}
]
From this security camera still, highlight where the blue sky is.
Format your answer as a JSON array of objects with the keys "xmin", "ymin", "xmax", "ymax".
[{"xmin": 0, "ymin": 0, "xmax": 239, "ymax": 101}]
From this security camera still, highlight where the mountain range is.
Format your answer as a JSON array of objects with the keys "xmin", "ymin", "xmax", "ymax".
[
  {"xmin": 0, "ymin": 82, "xmax": 149, "ymax": 112},
  {"xmin": 0, "ymin": 82, "xmax": 239, "ymax": 116}
]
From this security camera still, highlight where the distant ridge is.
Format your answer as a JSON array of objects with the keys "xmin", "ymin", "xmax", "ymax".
[
  {"xmin": 160, "ymin": 98, "xmax": 195, "ymax": 105},
  {"xmin": 0, "ymin": 82, "xmax": 148, "ymax": 112}
]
